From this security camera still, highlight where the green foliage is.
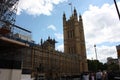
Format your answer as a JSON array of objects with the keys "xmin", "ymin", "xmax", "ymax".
[
  {"xmin": 87, "ymin": 59, "xmax": 107, "ymax": 72},
  {"xmin": 107, "ymin": 62, "xmax": 119, "ymax": 71},
  {"xmin": 87, "ymin": 59, "xmax": 119, "ymax": 72}
]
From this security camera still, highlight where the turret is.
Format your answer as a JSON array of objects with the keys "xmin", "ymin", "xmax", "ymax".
[
  {"xmin": 40, "ymin": 38, "xmax": 43, "ymax": 45},
  {"xmin": 63, "ymin": 12, "xmax": 66, "ymax": 25},
  {"xmin": 73, "ymin": 8, "xmax": 77, "ymax": 21},
  {"xmin": 79, "ymin": 14, "xmax": 82, "ymax": 21}
]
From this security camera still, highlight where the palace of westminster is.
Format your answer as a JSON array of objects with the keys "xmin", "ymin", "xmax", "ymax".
[
  {"xmin": 23, "ymin": 8, "xmax": 88, "ymax": 78},
  {"xmin": 0, "ymin": 7, "xmax": 88, "ymax": 79},
  {"xmin": 1, "ymin": 1, "xmax": 120, "ymax": 80}
]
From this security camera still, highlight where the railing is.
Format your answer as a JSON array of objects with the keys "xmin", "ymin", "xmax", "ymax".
[{"xmin": 0, "ymin": 20, "xmax": 36, "ymax": 46}]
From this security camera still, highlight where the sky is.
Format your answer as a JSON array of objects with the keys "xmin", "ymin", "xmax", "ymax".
[{"xmin": 15, "ymin": 0, "xmax": 120, "ymax": 63}]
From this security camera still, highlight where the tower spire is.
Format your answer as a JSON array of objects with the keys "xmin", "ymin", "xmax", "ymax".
[
  {"xmin": 74, "ymin": 7, "xmax": 77, "ymax": 14},
  {"xmin": 73, "ymin": 7, "xmax": 77, "ymax": 20},
  {"xmin": 63, "ymin": 12, "xmax": 66, "ymax": 26},
  {"xmin": 79, "ymin": 14, "xmax": 82, "ymax": 21}
]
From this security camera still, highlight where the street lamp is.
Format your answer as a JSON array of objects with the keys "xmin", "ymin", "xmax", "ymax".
[{"xmin": 94, "ymin": 44, "xmax": 98, "ymax": 60}]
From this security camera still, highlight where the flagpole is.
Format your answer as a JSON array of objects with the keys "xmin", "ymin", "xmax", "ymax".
[
  {"xmin": 69, "ymin": 3, "xmax": 73, "ymax": 15},
  {"xmin": 114, "ymin": 0, "xmax": 120, "ymax": 20}
]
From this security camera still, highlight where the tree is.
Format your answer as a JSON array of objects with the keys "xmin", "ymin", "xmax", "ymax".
[
  {"xmin": 107, "ymin": 62, "xmax": 119, "ymax": 71},
  {"xmin": 87, "ymin": 59, "xmax": 106, "ymax": 72},
  {"xmin": 87, "ymin": 59, "xmax": 119, "ymax": 72}
]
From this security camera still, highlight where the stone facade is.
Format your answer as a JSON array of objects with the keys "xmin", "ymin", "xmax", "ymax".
[{"xmin": 63, "ymin": 8, "xmax": 88, "ymax": 72}]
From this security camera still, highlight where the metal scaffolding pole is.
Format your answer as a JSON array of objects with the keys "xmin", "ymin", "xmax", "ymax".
[{"xmin": 114, "ymin": 0, "xmax": 120, "ymax": 20}]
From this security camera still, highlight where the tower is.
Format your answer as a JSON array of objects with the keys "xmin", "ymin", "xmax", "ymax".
[{"xmin": 63, "ymin": 8, "xmax": 88, "ymax": 72}]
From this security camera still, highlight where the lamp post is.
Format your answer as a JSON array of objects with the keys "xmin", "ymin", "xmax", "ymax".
[
  {"xmin": 114, "ymin": 0, "xmax": 120, "ymax": 20},
  {"xmin": 94, "ymin": 44, "xmax": 98, "ymax": 60}
]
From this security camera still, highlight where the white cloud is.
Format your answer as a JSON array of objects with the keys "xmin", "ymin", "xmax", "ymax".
[
  {"xmin": 17, "ymin": 0, "xmax": 67, "ymax": 16},
  {"xmin": 82, "ymin": 2, "xmax": 120, "ymax": 62},
  {"xmin": 86, "ymin": 44, "xmax": 117, "ymax": 63},
  {"xmin": 97, "ymin": 46, "xmax": 117, "ymax": 63},
  {"xmin": 56, "ymin": 44, "xmax": 64, "ymax": 52},
  {"xmin": 54, "ymin": 33, "xmax": 63, "ymax": 39},
  {"xmin": 47, "ymin": 25, "xmax": 56, "ymax": 31}
]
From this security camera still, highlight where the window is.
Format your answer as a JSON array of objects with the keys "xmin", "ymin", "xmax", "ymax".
[{"xmin": 67, "ymin": 30, "xmax": 74, "ymax": 39}]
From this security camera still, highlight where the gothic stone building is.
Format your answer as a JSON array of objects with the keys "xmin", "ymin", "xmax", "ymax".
[
  {"xmin": 0, "ymin": 8, "xmax": 88, "ymax": 79},
  {"xmin": 21, "ymin": 8, "xmax": 88, "ymax": 79},
  {"xmin": 0, "ymin": 0, "xmax": 88, "ymax": 80}
]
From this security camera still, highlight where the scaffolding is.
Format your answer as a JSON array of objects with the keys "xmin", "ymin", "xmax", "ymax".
[
  {"xmin": 0, "ymin": 0, "xmax": 19, "ymax": 35},
  {"xmin": 0, "ymin": 0, "xmax": 33, "ymax": 44},
  {"xmin": 0, "ymin": 0, "xmax": 19, "ymax": 24},
  {"xmin": 0, "ymin": 0, "xmax": 34, "ymax": 71}
]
